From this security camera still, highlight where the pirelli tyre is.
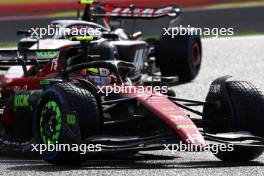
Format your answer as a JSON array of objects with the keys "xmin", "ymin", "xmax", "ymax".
[
  {"xmin": 203, "ymin": 76, "xmax": 264, "ymax": 162},
  {"xmin": 156, "ymin": 29, "xmax": 202, "ymax": 82},
  {"xmin": 34, "ymin": 83, "xmax": 101, "ymax": 165}
]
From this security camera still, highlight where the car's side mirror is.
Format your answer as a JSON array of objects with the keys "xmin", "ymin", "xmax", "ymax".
[
  {"xmin": 143, "ymin": 76, "xmax": 179, "ymax": 86},
  {"xmin": 131, "ymin": 31, "xmax": 142, "ymax": 40}
]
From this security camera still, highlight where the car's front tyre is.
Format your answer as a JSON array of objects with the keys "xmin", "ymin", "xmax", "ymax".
[{"xmin": 34, "ymin": 83, "xmax": 101, "ymax": 165}]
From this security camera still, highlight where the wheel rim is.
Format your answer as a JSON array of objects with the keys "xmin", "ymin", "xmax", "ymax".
[
  {"xmin": 40, "ymin": 100, "xmax": 62, "ymax": 144},
  {"xmin": 191, "ymin": 42, "xmax": 201, "ymax": 69}
]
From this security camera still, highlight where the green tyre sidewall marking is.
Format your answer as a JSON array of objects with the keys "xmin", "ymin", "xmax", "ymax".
[{"xmin": 40, "ymin": 100, "xmax": 62, "ymax": 145}]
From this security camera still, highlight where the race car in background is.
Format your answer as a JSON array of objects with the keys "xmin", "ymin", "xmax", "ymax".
[{"xmin": 8, "ymin": 0, "xmax": 202, "ymax": 85}]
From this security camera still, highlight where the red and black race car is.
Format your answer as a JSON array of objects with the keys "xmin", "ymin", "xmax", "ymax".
[{"xmin": 0, "ymin": 36, "xmax": 264, "ymax": 165}]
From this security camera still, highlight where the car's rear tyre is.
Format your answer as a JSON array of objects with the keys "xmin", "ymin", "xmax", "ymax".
[
  {"xmin": 34, "ymin": 83, "xmax": 101, "ymax": 165},
  {"xmin": 203, "ymin": 77, "xmax": 264, "ymax": 161},
  {"xmin": 156, "ymin": 30, "xmax": 202, "ymax": 82}
]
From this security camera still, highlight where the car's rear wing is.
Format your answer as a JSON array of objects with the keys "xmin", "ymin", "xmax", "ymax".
[
  {"xmin": 94, "ymin": 4, "xmax": 181, "ymax": 19},
  {"xmin": 82, "ymin": 2, "xmax": 181, "ymax": 21},
  {"xmin": 0, "ymin": 49, "xmax": 59, "ymax": 66}
]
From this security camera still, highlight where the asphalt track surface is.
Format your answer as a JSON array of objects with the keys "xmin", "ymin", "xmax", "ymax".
[
  {"xmin": 0, "ymin": 35, "xmax": 264, "ymax": 176},
  {"xmin": 1, "ymin": 5, "xmax": 264, "ymax": 42}
]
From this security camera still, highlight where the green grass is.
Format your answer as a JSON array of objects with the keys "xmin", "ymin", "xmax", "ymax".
[{"xmin": 0, "ymin": 42, "xmax": 17, "ymax": 47}]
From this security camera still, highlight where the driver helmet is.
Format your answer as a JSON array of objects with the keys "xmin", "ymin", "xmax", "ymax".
[{"xmin": 80, "ymin": 67, "xmax": 116, "ymax": 85}]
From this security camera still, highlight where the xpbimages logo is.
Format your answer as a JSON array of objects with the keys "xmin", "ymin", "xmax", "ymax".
[
  {"xmin": 163, "ymin": 141, "xmax": 234, "ymax": 154},
  {"xmin": 31, "ymin": 142, "xmax": 102, "ymax": 155},
  {"xmin": 29, "ymin": 24, "xmax": 102, "ymax": 39},
  {"xmin": 97, "ymin": 83, "xmax": 169, "ymax": 96},
  {"xmin": 163, "ymin": 25, "xmax": 234, "ymax": 38}
]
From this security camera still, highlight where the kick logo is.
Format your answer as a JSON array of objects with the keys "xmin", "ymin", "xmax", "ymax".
[{"xmin": 14, "ymin": 94, "xmax": 30, "ymax": 110}]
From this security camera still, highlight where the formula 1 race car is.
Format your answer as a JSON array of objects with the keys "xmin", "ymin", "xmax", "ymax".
[
  {"xmin": 0, "ymin": 36, "xmax": 264, "ymax": 165},
  {"xmin": 12, "ymin": 0, "xmax": 202, "ymax": 84}
]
